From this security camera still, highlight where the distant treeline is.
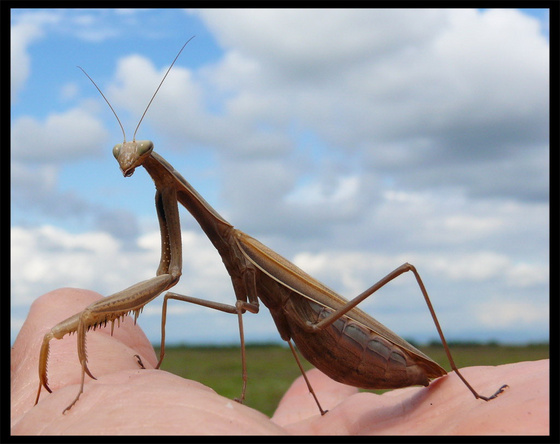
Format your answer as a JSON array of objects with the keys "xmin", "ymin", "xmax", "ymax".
[
  {"xmin": 155, "ymin": 340, "xmax": 549, "ymax": 350},
  {"xmin": 416, "ymin": 340, "xmax": 549, "ymax": 348}
]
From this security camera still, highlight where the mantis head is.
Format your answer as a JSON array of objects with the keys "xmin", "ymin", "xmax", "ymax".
[
  {"xmin": 79, "ymin": 37, "xmax": 193, "ymax": 178},
  {"xmin": 112, "ymin": 140, "xmax": 154, "ymax": 177}
]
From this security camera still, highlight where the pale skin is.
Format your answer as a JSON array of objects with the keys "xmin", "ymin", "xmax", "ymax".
[{"xmin": 12, "ymin": 288, "xmax": 549, "ymax": 435}]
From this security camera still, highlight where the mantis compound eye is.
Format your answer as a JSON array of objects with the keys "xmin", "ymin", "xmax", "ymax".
[
  {"xmin": 112, "ymin": 144, "xmax": 122, "ymax": 159},
  {"xmin": 136, "ymin": 140, "xmax": 154, "ymax": 156}
]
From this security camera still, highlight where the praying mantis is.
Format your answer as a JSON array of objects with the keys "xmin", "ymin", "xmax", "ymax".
[{"xmin": 34, "ymin": 39, "xmax": 507, "ymax": 415}]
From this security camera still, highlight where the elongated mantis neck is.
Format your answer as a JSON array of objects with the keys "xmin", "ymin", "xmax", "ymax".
[{"xmin": 143, "ymin": 151, "xmax": 234, "ymax": 243}]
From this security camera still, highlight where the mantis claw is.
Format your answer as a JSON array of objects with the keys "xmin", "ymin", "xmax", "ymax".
[
  {"xmin": 480, "ymin": 384, "xmax": 509, "ymax": 401},
  {"xmin": 134, "ymin": 354, "xmax": 146, "ymax": 369}
]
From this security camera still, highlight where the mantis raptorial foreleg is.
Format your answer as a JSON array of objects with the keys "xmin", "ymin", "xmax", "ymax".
[
  {"xmin": 35, "ymin": 38, "xmax": 506, "ymax": 415},
  {"xmin": 35, "ymin": 180, "xmax": 183, "ymax": 412}
]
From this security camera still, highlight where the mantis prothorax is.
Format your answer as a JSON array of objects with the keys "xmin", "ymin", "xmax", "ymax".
[{"xmin": 34, "ymin": 39, "xmax": 507, "ymax": 414}]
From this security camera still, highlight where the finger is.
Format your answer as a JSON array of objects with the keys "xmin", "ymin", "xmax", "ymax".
[
  {"xmin": 11, "ymin": 288, "xmax": 156, "ymax": 422},
  {"xmin": 12, "ymin": 289, "xmax": 289, "ymax": 435},
  {"xmin": 368, "ymin": 361, "xmax": 549, "ymax": 435},
  {"xmin": 272, "ymin": 368, "xmax": 358, "ymax": 426},
  {"xmin": 12, "ymin": 368, "xmax": 287, "ymax": 434},
  {"xmin": 282, "ymin": 360, "xmax": 549, "ymax": 435}
]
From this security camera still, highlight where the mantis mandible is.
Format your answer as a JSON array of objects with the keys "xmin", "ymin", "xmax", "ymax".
[{"xmin": 34, "ymin": 39, "xmax": 507, "ymax": 414}]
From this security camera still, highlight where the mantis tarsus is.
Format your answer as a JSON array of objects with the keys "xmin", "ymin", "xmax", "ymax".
[{"xmin": 34, "ymin": 39, "xmax": 507, "ymax": 415}]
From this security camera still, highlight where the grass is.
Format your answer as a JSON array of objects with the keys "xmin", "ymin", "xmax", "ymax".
[{"xmin": 154, "ymin": 342, "xmax": 549, "ymax": 417}]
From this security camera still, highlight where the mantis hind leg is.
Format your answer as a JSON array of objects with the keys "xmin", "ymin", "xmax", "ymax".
[{"xmin": 310, "ymin": 262, "xmax": 508, "ymax": 401}]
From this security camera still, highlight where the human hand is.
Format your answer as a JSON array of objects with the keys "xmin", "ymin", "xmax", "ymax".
[{"xmin": 11, "ymin": 289, "xmax": 549, "ymax": 435}]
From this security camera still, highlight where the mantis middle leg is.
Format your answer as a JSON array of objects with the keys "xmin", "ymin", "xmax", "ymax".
[{"xmin": 156, "ymin": 291, "xmax": 259, "ymax": 404}]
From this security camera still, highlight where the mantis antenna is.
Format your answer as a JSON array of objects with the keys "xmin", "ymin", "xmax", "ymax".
[
  {"xmin": 77, "ymin": 36, "xmax": 196, "ymax": 143},
  {"xmin": 132, "ymin": 36, "xmax": 195, "ymax": 141},
  {"xmin": 77, "ymin": 66, "xmax": 126, "ymax": 143}
]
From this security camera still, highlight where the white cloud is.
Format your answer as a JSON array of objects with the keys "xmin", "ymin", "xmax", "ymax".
[
  {"xmin": 10, "ymin": 224, "xmax": 232, "ymax": 310},
  {"xmin": 185, "ymin": 8, "xmax": 550, "ymax": 221},
  {"xmin": 440, "ymin": 215, "xmax": 504, "ymax": 242},
  {"xmin": 196, "ymin": 9, "xmax": 445, "ymax": 75},
  {"xmin": 506, "ymin": 262, "xmax": 549, "ymax": 288},
  {"xmin": 107, "ymin": 54, "xmax": 203, "ymax": 128},
  {"xmin": 293, "ymin": 248, "xmax": 548, "ymax": 295},
  {"xmin": 197, "ymin": 9, "xmax": 547, "ymax": 135},
  {"xmin": 11, "ymin": 108, "xmax": 109, "ymax": 162},
  {"xmin": 11, "ymin": 10, "xmax": 68, "ymax": 101},
  {"xmin": 427, "ymin": 252, "xmax": 513, "ymax": 282},
  {"xmin": 285, "ymin": 175, "xmax": 359, "ymax": 206},
  {"xmin": 10, "ymin": 223, "xmax": 237, "ymax": 340},
  {"xmin": 11, "ymin": 226, "xmax": 130, "ymax": 305},
  {"xmin": 476, "ymin": 300, "xmax": 548, "ymax": 329},
  {"xmin": 11, "ymin": 22, "xmax": 44, "ymax": 101},
  {"xmin": 104, "ymin": 51, "xmax": 294, "ymax": 161}
]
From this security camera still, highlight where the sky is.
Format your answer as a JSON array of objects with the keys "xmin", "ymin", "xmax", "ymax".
[{"xmin": 11, "ymin": 8, "xmax": 550, "ymax": 348}]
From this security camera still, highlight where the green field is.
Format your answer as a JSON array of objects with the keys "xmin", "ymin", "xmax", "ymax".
[{"xmin": 154, "ymin": 342, "xmax": 549, "ymax": 417}]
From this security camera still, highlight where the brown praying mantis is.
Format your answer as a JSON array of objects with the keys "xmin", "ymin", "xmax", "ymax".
[{"xmin": 34, "ymin": 39, "xmax": 507, "ymax": 415}]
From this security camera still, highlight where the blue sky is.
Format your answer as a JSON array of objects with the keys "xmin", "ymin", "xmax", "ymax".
[{"xmin": 11, "ymin": 8, "xmax": 550, "ymax": 347}]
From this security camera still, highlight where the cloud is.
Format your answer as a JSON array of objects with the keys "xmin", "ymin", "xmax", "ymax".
[
  {"xmin": 196, "ymin": 9, "xmax": 446, "ymax": 79},
  {"xmin": 11, "ymin": 20, "xmax": 46, "ymax": 101},
  {"xmin": 10, "ymin": 225, "xmax": 234, "ymax": 307},
  {"xmin": 476, "ymin": 300, "xmax": 548, "ymax": 329},
  {"xmin": 103, "ymin": 51, "xmax": 295, "ymax": 162},
  {"xmin": 192, "ymin": 8, "xmax": 549, "ymax": 206},
  {"xmin": 10, "ymin": 224, "xmax": 236, "ymax": 339},
  {"xmin": 10, "ymin": 105, "xmax": 124, "ymax": 238},
  {"xmin": 11, "ymin": 108, "xmax": 109, "ymax": 163}
]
